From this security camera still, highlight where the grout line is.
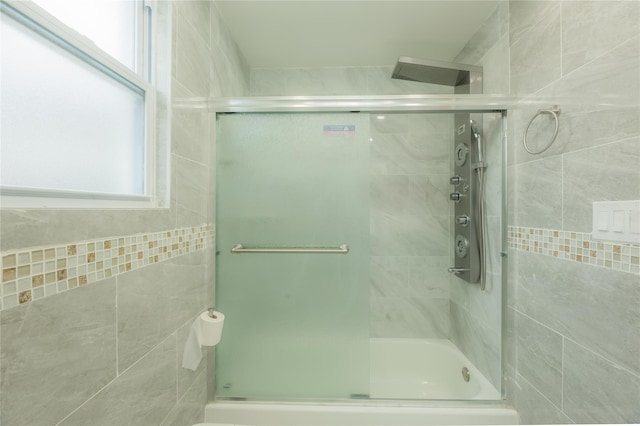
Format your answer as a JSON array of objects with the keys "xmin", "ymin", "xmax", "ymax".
[
  {"xmin": 176, "ymin": 328, "xmax": 180, "ymax": 404},
  {"xmin": 512, "ymin": 150, "xmax": 564, "ymax": 167},
  {"xmin": 509, "ymin": 11, "xmax": 538, "ymax": 48},
  {"xmin": 515, "ymin": 371, "xmax": 574, "ymax": 423},
  {"xmin": 512, "ymin": 307, "xmax": 564, "ymax": 339},
  {"xmin": 159, "ymin": 369, "xmax": 208, "ymax": 426},
  {"xmin": 561, "ymin": 153, "xmax": 564, "ymax": 231},
  {"xmin": 115, "ymin": 274, "xmax": 119, "ymax": 377},
  {"xmin": 524, "ymin": 32, "xmax": 639, "ymax": 101},
  {"xmin": 173, "ymin": 152, "xmax": 210, "ymax": 169},
  {"xmin": 512, "ymin": 306, "xmax": 640, "ymax": 381},
  {"xmin": 511, "ymin": 306, "xmax": 519, "ymax": 380},
  {"xmin": 555, "ymin": 135, "xmax": 640, "ymax": 159},
  {"xmin": 559, "ymin": 2, "xmax": 563, "ymax": 78},
  {"xmin": 562, "ymin": 334, "xmax": 640, "ymax": 381},
  {"xmin": 561, "ymin": 336, "xmax": 565, "ymax": 411},
  {"xmin": 405, "ymin": 255, "xmax": 410, "ymax": 298},
  {"xmin": 55, "ymin": 331, "xmax": 178, "ymax": 426},
  {"xmin": 558, "ymin": 32, "xmax": 639, "ymax": 85}
]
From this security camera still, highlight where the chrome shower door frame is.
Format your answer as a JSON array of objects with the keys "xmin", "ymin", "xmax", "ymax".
[{"xmin": 205, "ymin": 95, "xmax": 511, "ymax": 405}]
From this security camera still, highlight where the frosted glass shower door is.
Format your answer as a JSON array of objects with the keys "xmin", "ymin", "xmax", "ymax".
[{"xmin": 216, "ymin": 113, "xmax": 370, "ymax": 400}]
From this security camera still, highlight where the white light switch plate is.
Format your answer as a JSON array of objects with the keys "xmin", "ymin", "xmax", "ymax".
[{"xmin": 592, "ymin": 200, "xmax": 640, "ymax": 243}]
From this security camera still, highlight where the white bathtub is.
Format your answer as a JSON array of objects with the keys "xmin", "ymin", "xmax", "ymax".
[
  {"xmin": 202, "ymin": 402, "xmax": 518, "ymax": 425},
  {"xmin": 370, "ymin": 338, "xmax": 500, "ymax": 400},
  {"xmin": 204, "ymin": 339, "xmax": 515, "ymax": 425}
]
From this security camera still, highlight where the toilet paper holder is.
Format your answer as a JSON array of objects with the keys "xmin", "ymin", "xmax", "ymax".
[{"xmin": 182, "ymin": 308, "xmax": 225, "ymax": 371}]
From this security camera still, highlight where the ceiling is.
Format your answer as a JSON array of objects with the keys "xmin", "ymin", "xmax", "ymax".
[{"xmin": 215, "ymin": 1, "xmax": 500, "ymax": 69}]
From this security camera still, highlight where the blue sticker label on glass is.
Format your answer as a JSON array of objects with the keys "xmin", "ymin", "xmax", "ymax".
[{"xmin": 323, "ymin": 125, "xmax": 355, "ymax": 135}]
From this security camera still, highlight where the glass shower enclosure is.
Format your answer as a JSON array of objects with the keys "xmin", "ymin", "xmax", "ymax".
[{"xmin": 214, "ymin": 103, "xmax": 507, "ymax": 403}]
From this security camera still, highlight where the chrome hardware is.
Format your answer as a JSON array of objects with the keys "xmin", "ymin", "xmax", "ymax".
[
  {"xmin": 455, "ymin": 235, "xmax": 469, "ymax": 258},
  {"xmin": 231, "ymin": 244, "xmax": 349, "ymax": 254},
  {"xmin": 208, "ymin": 308, "xmax": 217, "ymax": 319},
  {"xmin": 523, "ymin": 105, "xmax": 561, "ymax": 155},
  {"xmin": 455, "ymin": 143, "xmax": 469, "ymax": 166},
  {"xmin": 456, "ymin": 215, "xmax": 470, "ymax": 226},
  {"xmin": 462, "ymin": 367, "xmax": 470, "ymax": 382},
  {"xmin": 500, "ymin": 251, "xmax": 508, "ymax": 257},
  {"xmin": 452, "ymin": 113, "xmax": 487, "ymax": 290},
  {"xmin": 448, "ymin": 267, "xmax": 469, "ymax": 274},
  {"xmin": 472, "ymin": 161, "xmax": 487, "ymax": 171}
]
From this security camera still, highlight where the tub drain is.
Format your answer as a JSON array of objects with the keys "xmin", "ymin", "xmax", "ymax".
[{"xmin": 461, "ymin": 367, "xmax": 470, "ymax": 382}]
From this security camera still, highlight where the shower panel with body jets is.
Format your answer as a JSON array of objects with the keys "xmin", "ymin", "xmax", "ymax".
[
  {"xmin": 450, "ymin": 116, "xmax": 487, "ymax": 289},
  {"xmin": 393, "ymin": 56, "xmax": 487, "ymax": 289}
]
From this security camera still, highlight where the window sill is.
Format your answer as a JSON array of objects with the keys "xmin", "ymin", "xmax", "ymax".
[{"xmin": 0, "ymin": 188, "xmax": 166, "ymax": 209}]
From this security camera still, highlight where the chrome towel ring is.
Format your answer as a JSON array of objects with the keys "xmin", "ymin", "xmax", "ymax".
[{"xmin": 523, "ymin": 105, "xmax": 561, "ymax": 155}]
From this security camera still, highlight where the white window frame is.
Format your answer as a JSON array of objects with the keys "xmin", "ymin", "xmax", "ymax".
[{"xmin": 0, "ymin": 0, "xmax": 160, "ymax": 209}]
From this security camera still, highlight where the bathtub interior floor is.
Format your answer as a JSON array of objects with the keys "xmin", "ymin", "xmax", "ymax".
[{"xmin": 369, "ymin": 338, "xmax": 500, "ymax": 400}]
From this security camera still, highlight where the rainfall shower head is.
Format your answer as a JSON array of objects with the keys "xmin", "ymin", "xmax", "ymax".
[{"xmin": 392, "ymin": 56, "xmax": 482, "ymax": 89}]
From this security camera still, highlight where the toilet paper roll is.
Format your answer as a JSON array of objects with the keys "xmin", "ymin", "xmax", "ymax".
[
  {"xmin": 200, "ymin": 310, "xmax": 224, "ymax": 346},
  {"xmin": 181, "ymin": 310, "xmax": 225, "ymax": 371}
]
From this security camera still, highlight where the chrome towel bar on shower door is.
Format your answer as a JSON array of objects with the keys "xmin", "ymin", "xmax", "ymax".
[{"xmin": 230, "ymin": 244, "xmax": 349, "ymax": 254}]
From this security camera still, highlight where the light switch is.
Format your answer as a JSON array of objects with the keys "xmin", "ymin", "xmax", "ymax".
[
  {"xmin": 630, "ymin": 210, "xmax": 640, "ymax": 235},
  {"xmin": 592, "ymin": 201, "xmax": 640, "ymax": 244},
  {"xmin": 612, "ymin": 210, "xmax": 625, "ymax": 232},
  {"xmin": 597, "ymin": 211, "xmax": 609, "ymax": 231}
]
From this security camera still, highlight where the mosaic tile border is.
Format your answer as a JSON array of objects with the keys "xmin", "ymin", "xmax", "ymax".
[
  {"xmin": 508, "ymin": 226, "xmax": 640, "ymax": 275},
  {"xmin": 1, "ymin": 225, "xmax": 212, "ymax": 311}
]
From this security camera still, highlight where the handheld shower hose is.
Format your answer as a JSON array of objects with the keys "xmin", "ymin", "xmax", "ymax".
[{"xmin": 469, "ymin": 120, "xmax": 487, "ymax": 291}]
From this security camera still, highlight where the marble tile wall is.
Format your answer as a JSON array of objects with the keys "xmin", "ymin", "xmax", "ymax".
[
  {"xmin": 0, "ymin": 1, "xmax": 249, "ymax": 425},
  {"xmin": 454, "ymin": 2, "xmax": 640, "ymax": 416},
  {"xmin": 447, "ymin": 110, "xmax": 505, "ymax": 391},
  {"xmin": 0, "ymin": 240, "xmax": 213, "ymax": 426},
  {"xmin": 0, "ymin": 226, "xmax": 210, "ymax": 311},
  {"xmin": 450, "ymin": 1, "xmax": 508, "ymax": 392},
  {"xmin": 509, "ymin": 226, "xmax": 640, "ymax": 274},
  {"xmin": 369, "ymin": 113, "xmax": 453, "ymax": 339},
  {"xmin": 504, "ymin": 1, "xmax": 640, "ymax": 423},
  {"xmin": 250, "ymin": 66, "xmax": 454, "ymax": 96}
]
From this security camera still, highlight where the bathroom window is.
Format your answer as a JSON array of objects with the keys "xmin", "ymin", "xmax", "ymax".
[{"xmin": 0, "ymin": 0, "xmax": 161, "ymax": 208}]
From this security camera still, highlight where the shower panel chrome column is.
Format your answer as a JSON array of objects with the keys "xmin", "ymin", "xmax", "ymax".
[
  {"xmin": 450, "ymin": 66, "xmax": 485, "ymax": 287},
  {"xmin": 392, "ymin": 56, "xmax": 486, "ymax": 288},
  {"xmin": 450, "ymin": 113, "xmax": 485, "ymax": 286}
]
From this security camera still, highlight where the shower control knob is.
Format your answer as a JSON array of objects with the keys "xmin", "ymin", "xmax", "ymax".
[
  {"xmin": 450, "ymin": 192, "xmax": 462, "ymax": 202},
  {"xmin": 450, "ymin": 176, "xmax": 461, "ymax": 186},
  {"xmin": 455, "ymin": 143, "xmax": 469, "ymax": 166},
  {"xmin": 456, "ymin": 215, "xmax": 470, "ymax": 226},
  {"xmin": 455, "ymin": 235, "xmax": 469, "ymax": 258}
]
